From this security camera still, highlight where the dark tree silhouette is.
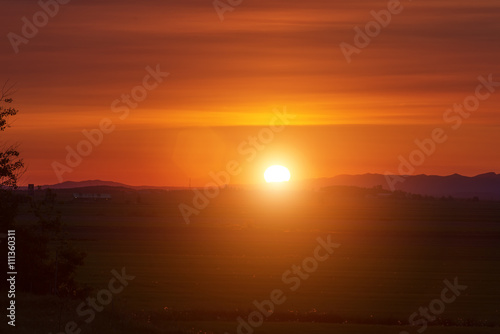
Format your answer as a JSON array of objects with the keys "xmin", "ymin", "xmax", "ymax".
[
  {"xmin": 0, "ymin": 81, "xmax": 24, "ymax": 237},
  {"xmin": 0, "ymin": 83, "xmax": 85, "ymax": 297},
  {"xmin": 0, "ymin": 81, "xmax": 24, "ymax": 189},
  {"xmin": 1, "ymin": 81, "xmax": 24, "ymax": 291}
]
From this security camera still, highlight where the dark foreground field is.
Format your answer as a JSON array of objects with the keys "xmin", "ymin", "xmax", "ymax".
[{"xmin": 8, "ymin": 188, "xmax": 500, "ymax": 333}]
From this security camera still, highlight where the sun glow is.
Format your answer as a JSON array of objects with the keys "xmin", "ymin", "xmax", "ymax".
[{"xmin": 264, "ymin": 165, "xmax": 291, "ymax": 183}]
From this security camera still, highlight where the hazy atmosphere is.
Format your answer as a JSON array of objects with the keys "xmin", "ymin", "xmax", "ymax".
[{"xmin": 1, "ymin": 1, "xmax": 499, "ymax": 334}]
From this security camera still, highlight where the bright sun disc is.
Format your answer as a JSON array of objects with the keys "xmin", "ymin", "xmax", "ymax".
[{"xmin": 264, "ymin": 165, "xmax": 291, "ymax": 183}]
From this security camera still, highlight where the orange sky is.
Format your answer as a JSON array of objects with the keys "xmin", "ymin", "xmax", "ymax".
[{"xmin": 1, "ymin": 0, "xmax": 499, "ymax": 186}]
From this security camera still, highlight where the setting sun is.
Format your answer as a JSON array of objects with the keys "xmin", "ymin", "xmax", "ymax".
[{"xmin": 264, "ymin": 165, "xmax": 291, "ymax": 183}]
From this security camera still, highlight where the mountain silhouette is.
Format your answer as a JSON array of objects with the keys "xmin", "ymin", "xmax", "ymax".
[
  {"xmin": 27, "ymin": 173, "xmax": 500, "ymax": 200},
  {"xmin": 307, "ymin": 172, "xmax": 500, "ymax": 200}
]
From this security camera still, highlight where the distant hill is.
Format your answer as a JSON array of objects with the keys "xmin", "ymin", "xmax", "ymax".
[
  {"xmin": 35, "ymin": 180, "xmax": 185, "ymax": 191},
  {"xmin": 23, "ymin": 173, "xmax": 500, "ymax": 200},
  {"xmin": 305, "ymin": 172, "xmax": 500, "ymax": 200},
  {"xmin": 42, "ymin": 180, "xmax": 131, "ymax": 189}
]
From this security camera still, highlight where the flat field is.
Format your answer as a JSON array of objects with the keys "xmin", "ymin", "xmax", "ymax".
[{"xmin": 11, "ymin": 189, "xmax": 500, "ymax": 333}]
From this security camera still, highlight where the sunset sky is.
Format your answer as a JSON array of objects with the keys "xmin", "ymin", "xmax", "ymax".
[{"xmin": 1, "ymin": 0, "xmax": 499, "ymax": 186}]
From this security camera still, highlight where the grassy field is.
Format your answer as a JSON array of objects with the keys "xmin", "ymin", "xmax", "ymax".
[{"xmin": 8, "ymin": 188, "xmax": 500, "ymax": 333}]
